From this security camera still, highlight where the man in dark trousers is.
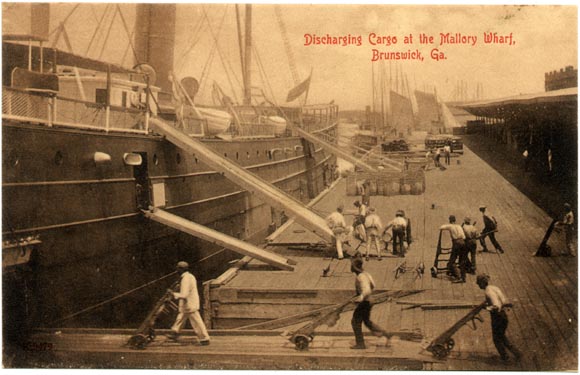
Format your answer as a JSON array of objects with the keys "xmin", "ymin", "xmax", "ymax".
[
  {"xmin": 350, "ymin": 256, "xmax": 388, "ymax": 349},
  {"xmin": 476, "ymin": 274, "xmax": 522, "ymax": 362},
  {"xmin": 440, "ymin": 215, "xmax": 467, "ymax": 283},
  {"xmin": 462, "ymin": 217, "xmax": 478, "ymax": 273},
  {"xmin": 479, "ymin": 205, "xmax": 504, "ymax": 253}
]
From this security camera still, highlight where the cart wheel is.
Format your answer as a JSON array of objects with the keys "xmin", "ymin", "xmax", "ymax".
[
  {"xmin": 127, "ymin": 334, "xmax": 148, "ymax": 350},
  {"xmin": 446, "ymin": 338, "xmax": 455, "ymax": 350},
  {"xmin": 430, "ymin": 267, "xmax": 438, "ymax": 278},
  {"xmin": 430, "ymin": 343, "xmax": 450, "ymax": 359},
  {"xmin": 293, "ymin": 335, "xmax": 311, "ymax": 351}
]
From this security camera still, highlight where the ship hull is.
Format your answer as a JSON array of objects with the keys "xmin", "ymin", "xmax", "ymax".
[{"xmin": 2, "ymin": 121, "xmax": 337, "ymax": 334}]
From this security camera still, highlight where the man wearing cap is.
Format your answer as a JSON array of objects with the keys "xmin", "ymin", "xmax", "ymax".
[
  {"xmin": 166, "ymin": 261, "xmax": 210, "ymax": 345},
  {"xmin": 462, "ymin": 217, "xmax": 479, "ymax": 273},
  {"xmin": 556, "ymin": 203, "xmax": 576, "ymax": 256},
  {"xmin": 350, "ymin": 256, "xmax": 388, "ymax": 349},
  {"xmin": 479, "ymin": 206, "xmax": 504, "ymax": 253},
  {"xmin": 364, "ymin": 207, "xmax": 383, "ymax": 261},
  {"xmin": 383, "ymin": 210, "xmax": 408, "ymax": 257},
  {"xmin": 326, "ymin": 205, "xmax": 351, "ymax": 259},
  {"xmin": 440, "ymin": 215, "xmax": 467, "ymax": 283},
  {"xmin": 476, "ymin": 274, "xmax": 521, "ymax": 362}
]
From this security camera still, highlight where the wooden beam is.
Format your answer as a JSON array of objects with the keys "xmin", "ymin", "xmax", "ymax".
[{"xmin": 144, "ymin": 208, "xmax": 295, "ymax": 271}]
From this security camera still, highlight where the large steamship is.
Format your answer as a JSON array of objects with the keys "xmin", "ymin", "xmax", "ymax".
[{"xmin": 2, "ymin": 3, "xmax": 338, "ymax": 338}]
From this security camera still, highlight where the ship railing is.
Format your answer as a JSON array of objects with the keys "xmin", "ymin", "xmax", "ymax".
[
  {"xmin": 301, "ymin": 104, "xmax": 339, "ymax": 133},
  {"xmin": 229, "ymin": 122, "xmax": 291, "ymax": 138},
  {"xmin": 2, "ymin": 87, "xmax": 149, "ymax": 135}
]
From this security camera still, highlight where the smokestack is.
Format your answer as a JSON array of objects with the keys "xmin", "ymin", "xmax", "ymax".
[{"xmin": 134, "ymin": 4, "xmax": 176, "ymax": 94}]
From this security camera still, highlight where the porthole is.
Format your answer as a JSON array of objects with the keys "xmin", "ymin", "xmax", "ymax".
[
  {"xmin": 195, "ymin": 157, "xmax": 198, "ymax": 164},
  {"xmin": 153, "ymin": 154, "xmax": 159, "ymax": 165},
  {"xmin": 224, "ymin": 153, "xmax": 228, "ymax": 158},
  {"xmin": 247, "ymin": 152, "xmax": 250, "ymax": 159},
  {"xmin": 256, "ymin": 150, "xmax": 260, "ymax": 156},
  {"xmin": 54, "ymin": 151, "xmax": 63, "ymax": 165},
  {"xmin": 176, "ymin": 153, "xmax": 181, "ymax": 164},
  {"xmin": 236, "ymin": 152, "xmax": 239, "ymax": 160}
]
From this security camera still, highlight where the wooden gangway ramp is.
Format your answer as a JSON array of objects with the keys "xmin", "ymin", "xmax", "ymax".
[{"xmin": 22, "ymin": 145, "xmax": 576, "ymax": 370}]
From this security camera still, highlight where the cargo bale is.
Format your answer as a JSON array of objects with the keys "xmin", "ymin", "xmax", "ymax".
[
  {"xmin": 411, "ymin": 182, "xmax": 423, "ymax": 195},
  {"xmin": 400, "ymin": 183, "xmax": 411, "ymax": 195}
]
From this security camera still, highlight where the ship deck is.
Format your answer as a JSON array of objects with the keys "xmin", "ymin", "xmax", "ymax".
[{"xmin": 20, "ymin": 143, "xmax": 577, "ymax": 370}]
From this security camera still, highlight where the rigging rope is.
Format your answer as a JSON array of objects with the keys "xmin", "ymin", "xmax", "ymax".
[
  {"xmin": 48, "ymin": 3, "xmax": 81, "ymax": 37},
  {"xmin": 175, "ymin": 6, "xmax": 207, "ymax": 75},
  {"xmin": 200, "ymin": 6, "xmax": 240, "ymax": 104},
  {"xmin": 116, "ymin": 4, "xmax": 139, "ymax": 66},
  {"xmin": 85, "ymin": 4, "xmax": 111, "ymax": 57},
  {"xmin": 252, "ymin": 45, "xmax": 277, "ymax": 107},
  {"xmin": 49, "ymin": 248, "xmax": 228, "ymax": 325},
  {"xmin": 97, "ymin": 5, "xmax": 118, "ymax": 61}
]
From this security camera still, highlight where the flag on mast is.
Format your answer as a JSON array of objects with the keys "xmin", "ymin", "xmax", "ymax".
[{"xmin": 286, "ymin": 73, "xmax": 311, "ymax": 102}]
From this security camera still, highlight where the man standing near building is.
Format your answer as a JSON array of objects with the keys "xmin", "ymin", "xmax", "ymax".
[
  {"xmin": 440, "ymin": 215, "xmax": 467, "ymax": 283},
  {"xmin": 166, "ymin": 261, "xmax": 210, "ymax": 346},
  {"xmin": 479, "ymin": 206, "xmax": 504, "ymax": 253},
  {"xmin": 462, "ymin": 217, "xmax": 478, "ymax": 274},
  {"xmin": 556, "ymin": 202, "xmax": 576, "ymax": 257},
  {"xmin": 364, "ymin": 207, "xmax": 383, "ymax": 261},
  {"xmin": 350, "ymin": 256, "xmax": 388, "ymax": 349},
  {"xmin": 383, "ymin": 210, "xmax": 408, "ymax": 257},
  {"xmin": 476, "ymin": 274, "xmax": 522, "ymax": 362},
  {"xmin": 326, "ymin": 205, "xmax": 351, "ymax": 260}
]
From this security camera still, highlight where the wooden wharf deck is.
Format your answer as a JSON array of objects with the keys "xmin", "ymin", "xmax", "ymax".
[
  {"xmin": 207, "ymin": 143, "xmax": 577, "ymax": 371},
  {"xmin": 21, "ymin": 144, "xmax": 577, "ymax": 370}
]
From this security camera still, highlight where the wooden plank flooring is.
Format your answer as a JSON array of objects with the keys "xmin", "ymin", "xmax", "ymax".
[{"xmin": 213, "ymin": 144, "xmax": 577, "ymax": 371}]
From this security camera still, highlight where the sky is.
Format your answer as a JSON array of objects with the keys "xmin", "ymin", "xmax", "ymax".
[{"xmin": 3, "ymin": 3, "xmax": 578, "ymax": 111}]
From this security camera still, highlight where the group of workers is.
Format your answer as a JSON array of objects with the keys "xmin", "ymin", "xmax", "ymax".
[
  {"xmin": 439, "ymin": 205, "xmax": 504, "ymax": 283},
  {"xmin": 426, "ymin": 140, "xmax": 453, "ymax": 169},
  {"xmin": 325, "ymin": 200, "xmax": 412, "ymax": 260}
]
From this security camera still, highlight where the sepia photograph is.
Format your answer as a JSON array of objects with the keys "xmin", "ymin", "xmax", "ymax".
[{"xmin": 2, "ymin": 2, "xmax": 577, "ymax": 371}]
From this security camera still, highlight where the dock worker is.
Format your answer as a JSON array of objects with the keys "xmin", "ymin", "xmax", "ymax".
[
  {"xmin": 434, "ymin": 149, "xmax": 442, "ymax": 168},
  {"xmin": 352, "ymin": 201, "xmax": 368, "ymax": 244},
  {"xmin": 440, "ymin": 215, "xmax": 467, "ymax": 283},
  {"xmin": 350, "ymin": 256, "xmax": 388, "ymax": 349},
  {"xmin": 479, "ymin": 206, "xmax": 504, "ymax": 253},
  {"xmin": 361, "ymin": 180, "xmax": 371, "ymax": 207},
  {"xmin": 326, "ymin": 205, "xmax": 351, "ymax": 259},
  {"xmin": 166, "ymin": 261, "xmax": 210, "ymax": 346},
  {"xmin": 555, "ymin": 203, "xmax": 576, "ymax": 257},
  {"xmin": 364, "ymin": 207, "xmax": 383, "ymax": 261},
  {"xmin": 383, "ymin": 210, "xmax": 408, "ymax": 257},
  {"xmin": 443, "ymin": 142, "xmax": 451, "ymax": 165},
  {"xmin": 462, "ymin": 217, "xmax": 478, "ymax": 274},
  {"xmin": 476, "ymin": 274, "xmax": 522, "ymax": 362}
]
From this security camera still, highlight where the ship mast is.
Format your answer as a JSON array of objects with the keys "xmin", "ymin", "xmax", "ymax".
[{"xmin": 242, "ymin": 5, "xmax": 252, "ymax": 105}]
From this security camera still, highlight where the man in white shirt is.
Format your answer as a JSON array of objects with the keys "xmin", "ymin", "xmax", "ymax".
[
  {"xmin": 166, "ymin": 261, "xmax": 210, "ymax": 345},
  {"xmin": 350, "ymin": 256, "xmax": 388, "ymax": 349},
  {"xmin": 443, "ymin": 142, "xmax": 451, "ymax": 165},
  {"xmin": 384, "ymin": 210, "xmax": 408, "ymax": 257},
  {"xmin": 476, "ymin": 274, "xmax": 521, "ymax": 362},
  {"xmin": 352, "ymin": 201, "xmax": 367, "ymax": 244},
  {"xmin": 440, "ymin": 215, "xmax": 467, "ymax": 282},
  {"xmin": 364, "ymin": 207, "xmax": 383, "ymax": 261},
  {"xmin": 326, "ymin": 205, "xmax": 351, "ymax": 259}
]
